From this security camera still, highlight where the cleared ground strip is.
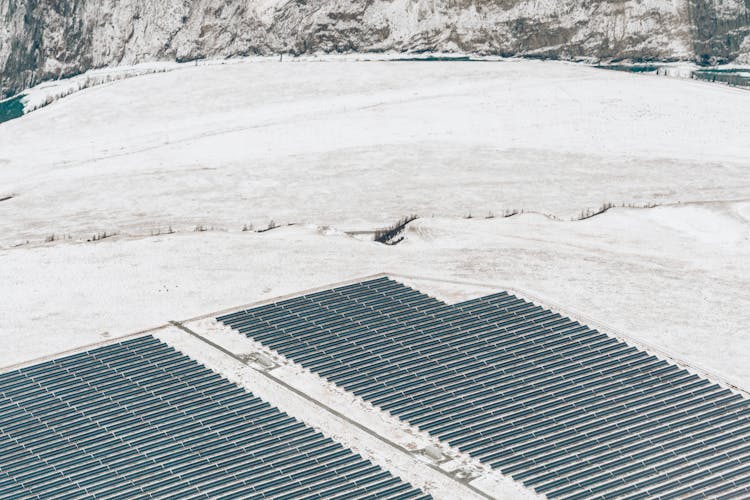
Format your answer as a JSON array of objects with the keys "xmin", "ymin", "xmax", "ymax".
[
  {"xmin": 0, "ymin": 335, "xmax": 428, "ymax": 500},
  {"xmin": 218, "ymin": 277, "xmax": 750, "ymax": 499}
]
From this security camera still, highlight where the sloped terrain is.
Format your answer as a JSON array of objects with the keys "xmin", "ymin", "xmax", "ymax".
[
  {"xmin": 1, "ymin": 60, "xmax": 749, "ymax": 247},
  {"xmin": 1, "ymin": 59, "xmax": 749, "ymax": 406}
]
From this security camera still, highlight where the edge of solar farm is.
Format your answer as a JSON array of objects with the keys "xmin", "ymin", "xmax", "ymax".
[
  {"xmin": 197, "ymin": 271, "xmax": 749, "ymax": 412},
  {"xmin": 389, "ymin": 273, "xmax": 750, "ymax": 400},
  {"xmin": 182, "ymin": 271, "xmax": 747, "ymax": 401},
  {"xmin": 6, "ymin": 272, "xmax": 749, "ymax": 500},
  {"xmin": 208, "ymin": 274, "xmax": 750, "ymax": 499},
  {"xmin": 0, "ymin": 315, "xmax": 495, "ymax": 499}
]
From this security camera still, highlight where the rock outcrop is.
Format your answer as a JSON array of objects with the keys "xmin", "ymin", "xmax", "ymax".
[{"xmin": 1, "ymin": 0, "xmax": 749, "ymax": 98}]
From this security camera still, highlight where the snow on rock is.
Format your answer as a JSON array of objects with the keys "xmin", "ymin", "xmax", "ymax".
[{"xmin": 2, "ymin": 0, "xmax": 750, "ymax": 99}]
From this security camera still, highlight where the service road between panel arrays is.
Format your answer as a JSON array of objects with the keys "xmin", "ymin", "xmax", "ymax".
[
  {"xmin": 163, "ymin": 322, "xmax": 506, "ymax": 499},
  {"xmin": 0, "ymin": 327, "xmax": 491, "ymax": 499}
]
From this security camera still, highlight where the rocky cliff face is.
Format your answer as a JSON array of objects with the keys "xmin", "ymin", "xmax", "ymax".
[{"xmin": 1, "ymin": 0, "xmax": 749, "ymax": 98}]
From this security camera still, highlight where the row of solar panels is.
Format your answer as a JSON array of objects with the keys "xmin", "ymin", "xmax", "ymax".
[
  {"xmin": 219, "ymin": 277, "xmax": 750, "ymax": 499},
  {"xmin": 0, "ymin": 335, "xmax": 429, "ymax": 500}
]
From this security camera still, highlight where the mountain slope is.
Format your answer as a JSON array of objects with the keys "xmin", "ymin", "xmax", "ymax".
[{"xmin": 2, "ymin": 0, "xmax": 749, "ymax": 99}]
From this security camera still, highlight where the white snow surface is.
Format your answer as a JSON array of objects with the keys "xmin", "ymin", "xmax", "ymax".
[
  {"xmin": 2, "ymin": 202, "xmax": 750, "ymax": 390},
  {"xmin": 1, "ymin": 59, "xmax": 749, "ymax": 246},
  {"xmin": 1, "ymin": 59, "xmax": 749, "ymax": 398}
]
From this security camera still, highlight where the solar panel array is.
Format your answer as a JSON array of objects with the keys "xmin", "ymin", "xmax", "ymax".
[
  {"xmin": 0, "ymin": 335, "xmax": 428, "ymax": 500},
  {"xmin": 219, "ymin": 277, "xmax": 750, "ymax": 499}
]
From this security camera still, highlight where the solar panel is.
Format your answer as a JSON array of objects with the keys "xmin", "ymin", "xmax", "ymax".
[
  {"xmin": 0, "ymin": 335, "xmax": 428, "ymax": 500},
  {"xmin": 220, "ymin": 277, "xmax": 750, "ymax": 499}
]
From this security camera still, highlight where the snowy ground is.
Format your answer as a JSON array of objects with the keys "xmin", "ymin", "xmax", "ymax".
[
  {"xmin": 1, "ymin": 59, "xmax": 749, "ymax": 396},
  {"xmin": 1, "ymin": 59, "xmax": 750, "ymax": 247},
  {"xmin": 3, "ymin": 202, "xmax": 749, "ymax": 390}
]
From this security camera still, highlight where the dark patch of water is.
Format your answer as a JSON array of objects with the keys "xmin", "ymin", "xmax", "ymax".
[
  {"xmin": 0, "ymin": 94, "xmax": 24, "ymax": 124},
  {"xmin": 595, "ymin": 64, "xmax": 660, "ymax": 73},
  {"xmin": 393, "ymin": 56, "xmax": 474, "ymax": 62}
]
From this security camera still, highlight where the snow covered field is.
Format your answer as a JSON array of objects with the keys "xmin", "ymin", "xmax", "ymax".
[
  {"xmin": 3, "ymin": 203, "xmax": 749, "ymax": 389},
  {"xmin": 1, "ymin": 59, "xmax": 749, "ymax": 397},
  {"xmin": 1, "ymin": 59, "xmax": 750, "ymax": 245}
]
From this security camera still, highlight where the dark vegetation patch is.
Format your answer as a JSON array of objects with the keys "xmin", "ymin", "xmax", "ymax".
[
  {"xmin": 575, "ymin": 201, "xmax": 660, "ymax": 220},
  {"xmin": 577, "ymin": 202, "xmax": 615, "ymax": 220},
  {"xmin": 87, "ymin": 231, "xmax": 118, "ymax": 242},
  {"xmin": 255, "ymin": 220, "xmax": 277, "ymax": 233},
  {"xmin": 374, "ymin": 214, "xmax": 418, "ymax": 245}
]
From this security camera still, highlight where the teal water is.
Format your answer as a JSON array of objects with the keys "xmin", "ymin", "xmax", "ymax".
[
  {"xmin": 597, "ymin": 64, "xmax": 750, "ymax": 88},
  {"xmin": 595, "ymin": 64, "xmax": 661, "ymax": 73},
  {"xmin": 0, "ymin": 94, "xmax": 24, "ymax": 124},
  {"xmin": 408, "ymin": 60, "xmax": 749, "ymax": 87}
]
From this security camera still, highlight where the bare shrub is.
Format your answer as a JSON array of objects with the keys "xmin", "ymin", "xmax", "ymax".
[
  {"xmin": 576, "ymin": 202, "xmax": 615, "ymax": 220},
  {"xmin": 256, "ymin": 220, "xmax": 278, "ymax": 233},
  {"xmin": 88, "ymin": 230, "xmax": 118, "ymax": 242},
  {"xmin": 374, "ymin": 214, "xmax": 418, "ymax": 245}
]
